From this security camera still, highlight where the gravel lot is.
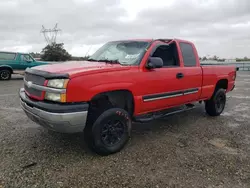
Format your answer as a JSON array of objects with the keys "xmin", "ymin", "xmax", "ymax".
[{"xmin": 0, "ymin": 72, "xmax": 250, "ymax": 188}]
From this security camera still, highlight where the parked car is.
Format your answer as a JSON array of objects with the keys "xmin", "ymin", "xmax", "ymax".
[
  {"xmin": 19, "ymin": 38, "xmax": 237, "ymax": 155},
  {"xmin": 0, "ymin": 51, "xmax": 48, "ymax": 80}
]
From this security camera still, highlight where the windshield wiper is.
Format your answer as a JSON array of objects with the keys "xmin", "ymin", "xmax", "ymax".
[
  {"xmin": 87, "ymin": 58, "xmax": 122, "ymax": 65},
  {"xmin": 87, "ymin": 58, "xmax": 98, "ymax": 61},
  {"xmin": 97, "ymin": 59, "xmax": 121, "ymax": 65}
]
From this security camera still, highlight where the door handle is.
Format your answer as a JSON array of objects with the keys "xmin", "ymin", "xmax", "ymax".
[{"xmin": 176, "ymin": 73, "xmax": 184, "ymax": 79}]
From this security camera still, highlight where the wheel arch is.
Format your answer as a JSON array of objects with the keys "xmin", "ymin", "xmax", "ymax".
[
  {"xmin": 90, "ymin": 89, "xmax": 135, "ymax": 116},
  {"xmin": 215, "ymin": 79, "xmax": 228, "ymax": 90},
  {"xmin": 0, "ymin": 65, "xmax": 13, "ymax": 74}
]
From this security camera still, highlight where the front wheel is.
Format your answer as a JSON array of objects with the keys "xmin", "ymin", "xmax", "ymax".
[
  {"xmin": 84, "ymin": 108, "xmax": 132, "ymax": 156},
  {"xmin": 205, "ymin": 88, "xmax": 226, "ymax": 116},
  {"xmin": 0, "ymin": 69, "xmax": 11, "ymax": 80}
]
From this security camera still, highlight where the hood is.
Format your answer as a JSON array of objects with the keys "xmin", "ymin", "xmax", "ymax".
[
  {"xmin": 32, "ymin": 61, "xmax": 131, "ymax": 77},
  {"xmin": 36, "ymin": 61, "xmax": 50, "ymax": 64}
]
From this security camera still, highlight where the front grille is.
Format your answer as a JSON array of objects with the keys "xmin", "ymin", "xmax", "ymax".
[
  {"xmin": 24, "ymin": 84, "xmax": 42, "ymax": 98},
  {"xmin": 24, "ymin": 73, "xmax": 45, "ymax": 99},
  {"xmin": 25, "ymin": 73, "xmax": 45, "ymax": 85}
]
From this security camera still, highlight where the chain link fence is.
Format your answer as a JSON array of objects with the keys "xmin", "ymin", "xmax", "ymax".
[{"xmin": 201, "ymin": 61, "xmax": 250, "ymax": 71}]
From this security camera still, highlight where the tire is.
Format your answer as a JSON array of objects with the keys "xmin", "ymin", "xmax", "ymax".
[
  {"xmin": 84, "ymin": 108, "xmax": 132, "ymax": 156},
  {"xmin": 205, "ymin": 88, "xmax": 226, "ymax": 116},
  {"xmin": 0, "ymin": 69, "xmax": 11, "ymax": 80}
]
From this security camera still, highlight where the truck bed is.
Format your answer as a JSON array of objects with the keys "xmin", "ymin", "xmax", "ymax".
[{"xmin": 200, "ymin": 65, "xmax": 236, "ymax": 100}]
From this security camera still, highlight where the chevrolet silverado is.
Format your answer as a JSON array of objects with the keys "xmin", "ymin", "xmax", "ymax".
[{"xmin": 19, "ymin": 39, "xmax": 237, "ymax": 155}]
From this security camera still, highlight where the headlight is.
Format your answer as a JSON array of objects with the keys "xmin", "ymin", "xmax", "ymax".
[
  {"xmin": 47, "ymin": 79, "xmax": 69, "ymax": 89},
  {"xmin": 45, "ymin": 92, "xmax": 66, "ymax": 102},
  {"xmin": 45, "ymin": 79, "xmax": 68, "ymax": 102}
]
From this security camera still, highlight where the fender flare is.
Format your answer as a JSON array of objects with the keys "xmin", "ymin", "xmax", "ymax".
[{"xmin": 88, "ymin": 82, "xmax": 135, "ymax": 99}]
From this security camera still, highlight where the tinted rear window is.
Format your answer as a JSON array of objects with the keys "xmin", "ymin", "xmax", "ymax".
[
  {"xmin": 0, "ymin": 52, "xmax": 16, "ymax": 60},
  {"xmin": 179, "ymin": 43, "xmax": 196, "ymax": 67}
]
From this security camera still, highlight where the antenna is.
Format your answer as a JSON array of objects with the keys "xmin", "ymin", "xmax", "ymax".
[
  {"xmin": 85, "ymin": 45, "xmax": 92, "ymax": 57},
  {"xmin": 41, "ymin": 23, "xmax": 61, "ymax": 45}
]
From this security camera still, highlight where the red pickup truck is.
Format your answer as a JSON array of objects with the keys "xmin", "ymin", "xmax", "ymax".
[{"xmin": 19, "ymin": 39, "xmax": 237, "ymax": 155}]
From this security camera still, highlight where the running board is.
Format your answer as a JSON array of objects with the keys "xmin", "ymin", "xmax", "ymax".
[{"xmin": 134, "ymin": 105, "xmax": 196, "ymax": 123}]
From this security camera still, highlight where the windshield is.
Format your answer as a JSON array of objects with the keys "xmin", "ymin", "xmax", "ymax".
[{"xmin": 89, "ymin": 41, "xmax": 150, "ymax": 65}]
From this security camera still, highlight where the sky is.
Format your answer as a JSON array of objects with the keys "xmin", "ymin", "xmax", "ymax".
[{"xmin": 0, "ymin": 0, "xmax": 250, "ymax": 59}]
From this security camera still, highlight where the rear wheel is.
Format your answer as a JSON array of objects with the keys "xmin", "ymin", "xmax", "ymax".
[
  {"xmin": 84, "ymin": 108, "xmax": 132, "ymax": 156},
  {"xmin": 205, "ymin": 88, "xmax": 226, "ymax": 116},
  {"xmin": 0, "ymin": 69, "xmax": 11, "ymax": 80}
]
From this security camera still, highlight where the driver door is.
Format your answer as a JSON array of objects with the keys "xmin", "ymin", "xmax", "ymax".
[
  {"xmin": 139, "ymin": 43, "xmax": 187, "ymax": 113},
  {"xmin": 19, "ymin": 54, "xmax": 34, "ymax": 69}
]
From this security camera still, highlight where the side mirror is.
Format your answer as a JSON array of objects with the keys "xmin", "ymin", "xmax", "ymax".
[{"xmin": 146, "ymin": 57, "xmax": 163, "ymax": 69}]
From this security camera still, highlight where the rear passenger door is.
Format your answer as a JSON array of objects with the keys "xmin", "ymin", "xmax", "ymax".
[
  {"xmin": 0, "ymin": 52, "xmax": 18, "ymax": 69},
  {"xmin": 178, "ymin": 42, "xmax": 202, "ymax": 103}
]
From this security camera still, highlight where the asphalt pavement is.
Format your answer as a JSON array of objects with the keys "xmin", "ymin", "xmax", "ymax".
[{"xmin": 0, "ymin": 72, "xmax": 250, "ymax": 188}]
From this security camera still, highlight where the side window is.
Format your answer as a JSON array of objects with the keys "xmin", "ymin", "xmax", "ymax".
[
  {"xmin": 20, "ymin": 54, "xmax": 33, "ymax": 62},
  {"xmin": 0, "ymin": 52, "xmax": 16, "ymax": 60},
  {"xmin": 179, "ymin": 42, "xmax": 197, "ymax": 67},
  {"xmin": 151, "ymin": 43, "xmax": 180, "ymax": 67}
]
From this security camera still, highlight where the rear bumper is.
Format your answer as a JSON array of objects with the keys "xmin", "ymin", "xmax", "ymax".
[{"xmin": 19, "ymin": 88, "xmax": 89, "ymax": 133}]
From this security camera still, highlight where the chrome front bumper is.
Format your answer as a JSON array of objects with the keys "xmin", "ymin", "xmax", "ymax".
[{"xmin": 19, "ymin": 89, "xmax": 89, "ymax": 133}]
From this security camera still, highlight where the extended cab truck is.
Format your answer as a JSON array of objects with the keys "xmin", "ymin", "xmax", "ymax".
[
  {"xmin": 0, "ymin": 51, "xmax": 48, "ymax": 80},
  {"xmin": 19, "ymin": 39, "xmax": 237, "ymax": 155}
]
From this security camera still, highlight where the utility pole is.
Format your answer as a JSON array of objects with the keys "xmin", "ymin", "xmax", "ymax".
[{"xmin": 41, "ymin": 23, "xmax": 61, "ymax": 45}]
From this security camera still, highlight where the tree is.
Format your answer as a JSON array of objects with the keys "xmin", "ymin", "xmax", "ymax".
[
  {"xmin": 212, "ymin": 55, "xmax": 218, "ymax": 60},
  {"xmin": 41, "ymin": 43, "xmax": 71, "ymax": 61},
  {"xmin": 202, "ymin": 56, "xmax": 207, "ymax": 61},
  {"xmin": 30, "ymin": 52, "xmax": 41, "ymax": 59},
  {"xmin": 70, "ymin": 55, "xmax": 90, "ymax": 61}
]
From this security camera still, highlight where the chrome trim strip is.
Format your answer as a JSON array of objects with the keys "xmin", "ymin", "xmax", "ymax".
[
  {"xmin": 143, "ymin": 88, "xmax": 199, "ymax": 102},
  {"xmin": 143, "ymin": 93, "xmax": 183, "ymax": 102},
  {"xmin": 24, "ymin": 79, "xmax": 66, "ymax": 94},
  {"xmin": 184, "ymin": 90, "xmax": 198, "ymax": 95}
]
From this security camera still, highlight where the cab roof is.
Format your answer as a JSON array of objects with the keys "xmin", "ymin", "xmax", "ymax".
[{"xmin": 110, "ymin": 38, "xmax": 192, "ymax": 44}]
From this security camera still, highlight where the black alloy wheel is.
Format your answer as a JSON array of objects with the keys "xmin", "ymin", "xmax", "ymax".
[
  {"xmin": 84, "ymin": 108, "xmax": 132, "ymax": 156},
  {"xmin": 205, "ymin": 88, "xmax": 226, "ymax": 116},
  {"xmin": 215, "ymin": 92, "xmax": 226, "ymax": 113},
  {"xmin": 101, "ymin": 119, "xmax": 125, "ymax": 147}
]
